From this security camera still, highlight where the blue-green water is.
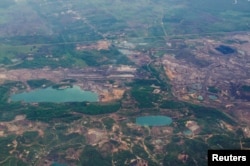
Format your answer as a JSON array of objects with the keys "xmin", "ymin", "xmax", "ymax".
[
  {"xmin": 51, "ymin": 162, "xmax": 67, "ymax": 166},
  {"xmin": 10, "ymin": 86, "xmax": 98, "ymax": 103},
  {"xmin": 136, "ymin": 116, "xmax": 172, "ymax": 126}
]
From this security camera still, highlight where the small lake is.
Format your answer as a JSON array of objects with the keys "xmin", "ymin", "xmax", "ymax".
[
  {"xmin": 136, "ymin": 116, "xmax": 172, "ymax": 126},
  {"xmin": 10, "ymin": 86, "xmax": 98, "ymax": 103}
]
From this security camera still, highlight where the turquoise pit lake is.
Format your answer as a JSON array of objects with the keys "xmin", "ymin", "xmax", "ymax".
[
  {"xmin": 136, "ymin": 116, "xmax": 173, "ymax": 126},
  {"xmin": 10, "ymin": 86, "xmax": 98, "ymax": 103}
]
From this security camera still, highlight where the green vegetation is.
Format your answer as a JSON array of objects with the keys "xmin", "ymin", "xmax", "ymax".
[
  {"xmin": 0, "ymin": 135, "xmax": 15, "ymax": 161},
  {"xmin": 208, "ymin": 86, "xmax": 221, "ymax": 94},
  {"xmin": 163, "ymin": 138, "xmax": 209, "ymax": 166},
  {"xmin": 187, "ymin": 104, "xmax": 236, "ymax": 125},
  {"xmin": 13, "ymin": 54, "xmax": 75, "ymax": 69},
  {"xmin": 160, "ymin": 100, "xmax": 185, "ymax": 109},
  {"xmin": 27, "ymin": 79, "xmax": 54, "ymax": 89},
  {"xmin": 51, "ymin": 83, "xmax": 72, "ymax": 89},
  {"xmin": 75, "ymin": 47, "xmax": 133, "ymax": 66},
  {"xmin": 71, "ymin": 102, "xmax": 121, "ymax": 115},
  {"xmin": 129, "ymin": 78, "xmax": 162, "ymax": 87},
  {"xmin": 102, "ymin": 117, "xmax": 115, "ymax": 130},
  {"xmin": 113, "ymin": 150, "xmax": 135, "ymax": 166},
  {"xmin": 0, "ymin": 83, "xmax": 22, "ymax": 101},
  {"xmin": 242, "ymin": 138, "xmax": 250, "ymax": 148},
  {"xmin": 8, "ymin": 43, "xmax": 133, "ymax": 69},
  {"xmin": 60, "ymin": 79, "xmax": 77, "ymax": 83},
  {"xmin": 162, "ymin": 0, "xmax": 250, "ymax": 35},
  {"xmin": 131, "ymin": 87, "xmax": 159, "ymax": 108},
  {"xmin": 1, "ymin": 158, "xmax": 27, "ymax": 166},
  {"xmin": 0, "ymin": 44, "xmax": 38, "ymax": 65},
  {"xmin": 188, "ymin": 105, "xmax": 236, "ymax": 125},
  {"xmin": 80, "ymin": 145, "xmax": 111, "ymax": 166},
  {"xmin": 207, "ymin": 135, "xmax": 240, "ymax": 149},
  {"xmin": 24, "ymin": 106, "xmax": 73, "ymax": 122},
  {"xmin": 147, "ymin": 64, "xmax": 172, "ymax": 92},
  {"xmin": 16, "ymin": 131, "xmax": 39, "ymax": 144},
  {"xmin": 0, "ymin": 86, "xmax": 9, "ymax": 103},
  {"xmin": 132, "ymin": 144, "xmax": 148, "ymax": 159},
  {"xmin": 129, "ymin": 64, "xmax": 173, "ymax": 109},
  {"xmin": 159, "ymin": 98, "xmax": 236, "ymax": 128}
]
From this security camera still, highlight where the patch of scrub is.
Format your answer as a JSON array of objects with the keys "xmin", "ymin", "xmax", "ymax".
[
  {"xmin": 183, "ymin": 129, "xmax": 193, "ymax": 136},
  {"xmin": 208, "ymin": 95, "xmax": 218, "ymax": 100}
]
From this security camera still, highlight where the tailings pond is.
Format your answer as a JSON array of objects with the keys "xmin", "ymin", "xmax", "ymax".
[
  {"xmin": 136, "ymin": 116, "xmax": 172, "ymax": 126},
  {"xmin": 10, "ymin": 86, "xmax": 98, "ymax": 103}
]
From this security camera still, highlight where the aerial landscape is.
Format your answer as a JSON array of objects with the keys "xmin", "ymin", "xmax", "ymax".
[{"xmin": 0, "ymin": 0, "xmax": 250, "ymax": 165}]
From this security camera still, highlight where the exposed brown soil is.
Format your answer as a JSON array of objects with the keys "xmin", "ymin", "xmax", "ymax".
[
  {"xmin": 100, "ymin": 88, "xmax": 125, "ymax": 102},
  {"xmin": 0, "ymin": 115, "xmax": 47, "ymax": 137}
]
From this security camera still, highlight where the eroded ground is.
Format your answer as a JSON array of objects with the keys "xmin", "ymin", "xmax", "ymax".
[{"xmin": 162, "ymin": 34, "xmax": 250, "ymax": 124}]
